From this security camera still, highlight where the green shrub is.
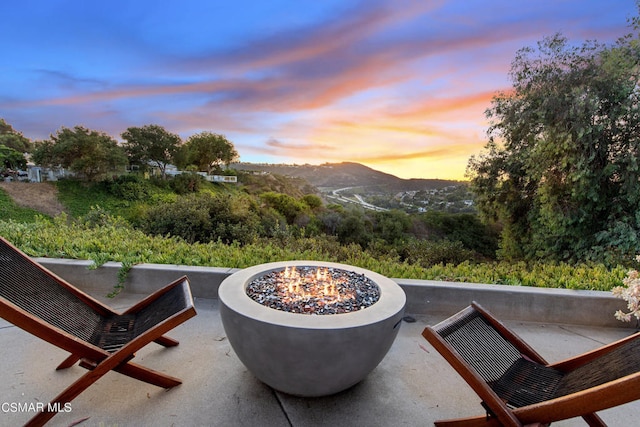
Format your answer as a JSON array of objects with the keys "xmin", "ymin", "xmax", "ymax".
[
  {"xmin": 301, "ymin": 194, "xmax": 322, "ymax": 210},
  {"xmin": 141, "ymin": 194, "xmax": 213, "ymax": 243},
  {"xmin": 260, "ymin": 191, "xmax": 309, "ymax": 224},
  {"xmin": 336, "ymin": 211, "xmax": 372, "ymax": 247},
  {"xmin": 418, "ymin": 211, "xmax": 499, "ymax": 257},
  {"xmin": 400, "ymin": 238, "xmax": 477, "ymax": 267},
  {"xmin": 170, "ymin": 172, "xmax": 203, "ymax": 194},
  {"xmin": 140, "ymin": 192, "xmax": 261, "ymax": 244},
  {"xmin": 80, "ymin": 206, "xmax": 130, "ymax": 228},
  {"xmin": 104, "ymin": 174, "xmax": 150, "ymax": 201}
]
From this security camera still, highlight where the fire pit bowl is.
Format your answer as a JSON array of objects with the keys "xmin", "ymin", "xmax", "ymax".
[{"xmin": 219, "ymin": 260, "xmax": 406, "ymax": 397}]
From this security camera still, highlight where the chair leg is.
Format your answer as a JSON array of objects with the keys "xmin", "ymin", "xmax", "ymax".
[
  {"xmin": 25, "ymin": 358, "xmax": 118, "ymax": 427},
  {"xmin": 57, "ymin": 334, "xmax": 178, "ymax": 370},
  {"xmin": 114, "ymin": 361, "xmax": 182, "ymax": 388},
  {"xmin": 154, "ymin": 335, "xmax": 179, "ymax": 347},
  {"xmin": 581, "ymin": 413, "xmax": 607, "ymax": 427},
  {"xmin": 434, "ymin": 416, "xmax": 503, "ymax": 427},
  {"xmin": 77, "ymin": 357, "xmax": 182, "ymax": 388},
  {"xmin": 434, "ymin": 416, "xmax": 550, "ymax": 427},
  {"xmin": 76, "ymin": 354, "xmax": 182, "ymax": 388},
  {"xmin": 56, "ymin": 354, "xmax": 81, "ymax": 370},
  {"xmin": 27, "ymin": 347, "xmax": 183, "ymax": 426}
]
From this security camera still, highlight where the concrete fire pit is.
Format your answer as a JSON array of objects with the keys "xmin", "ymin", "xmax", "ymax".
[{"xmin": 218, "ymin": 260, "xmax": 406, "ymax": 397}]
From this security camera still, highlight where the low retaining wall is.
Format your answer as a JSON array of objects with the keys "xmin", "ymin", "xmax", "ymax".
[
  {"xmin": 35, "ymin": 257, "xmax": 237, "ymax": 300},
  {"xmin": 36, "ymin": 258, "xmax": 633, "ymax": 328}
]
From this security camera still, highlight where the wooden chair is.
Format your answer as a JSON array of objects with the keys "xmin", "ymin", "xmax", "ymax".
[
  {"xmin": 421, "ymin": 301, "xmax": 640, "ymax": 427},
  {"xmin": 0, "ymin": 237, "xmax": 197, "ymax": 426}
]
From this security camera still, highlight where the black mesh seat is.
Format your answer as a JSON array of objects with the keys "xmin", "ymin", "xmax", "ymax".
[{"xmin": 0, "ymin": 242, "xmax": 104, "ymax": 341}]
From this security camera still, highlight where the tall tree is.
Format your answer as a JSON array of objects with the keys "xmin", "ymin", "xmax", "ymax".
[
  {"xmin": 467, "ymin": 24, "xmax": 640, "ymax": 264},
  {"xmin": 0, "ymin": 145, "xmax": 27, "ymax": 171},
  {"xmin": 181, "ymin": 131, "xmax": 239, "ymax": 174},
  {"xmin": 0, "ymin": 118, "xmax": 11, "ymax": 134},
  {"xmin": 0, "ymin": 118, "xmax": 32, "ymax": 152},
  {"xmin": 121, "ymin": 124, "xmax": 182, "ymax": 178},
  {"xmin": 32, "ymin": 126, "xmax": 127, "ymax": 182}
]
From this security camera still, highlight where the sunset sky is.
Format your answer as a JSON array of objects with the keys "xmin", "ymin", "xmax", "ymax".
[{"xmin": 1, "ymin": 1, "xmax": 636, "ymax": 180}]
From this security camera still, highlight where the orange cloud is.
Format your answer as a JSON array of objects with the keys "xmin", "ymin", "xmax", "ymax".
[{"xmin": 5, "ymin": 0, "xmax": 631, "ymax": 180}]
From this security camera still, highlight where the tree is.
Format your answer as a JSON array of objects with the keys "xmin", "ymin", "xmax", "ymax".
[
  {"xmin": 467, "ymin": 24, "xmax": 640, "ymax": 264},
  {"xmin": 336, "ymin": 209, "xmax": 372, "ymax": 247},
  {"xmin": 0, "ymin": 145, "xmax": 26, "ymax": 171},
  {"xmin": 32, "ymin": 126, "xmax": 127, "ymax": 182},
  {"xmin": 121, "ymin": 124, "xmax": 182, "ymax": 178},
  {"xmin": 180, "ymin": 131, "xmax": 239, "ymax": 174},
  {"xmin": 0, "ymin": 118, "xmax": 11, "ymax": 134},
  {"xmin": 0, "ymin": 118, "xmax": 32, "ymax": 152},
  {"xmin": 373, "ymin": 210, "xmax": 410, "ymax": 245}
]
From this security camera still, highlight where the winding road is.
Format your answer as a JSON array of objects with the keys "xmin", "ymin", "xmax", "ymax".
[{"xmin": 326, "ymin": 187, "xmax": 388, "ymax": 212}]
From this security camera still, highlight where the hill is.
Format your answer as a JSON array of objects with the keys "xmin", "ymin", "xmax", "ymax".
[
  {"xmin": 233, "ymin": 162, "xmax": 473, "ymax": 213},
  {"xmin": 232, "ymin": 162, "xmax": 461, "ymax": 190}
]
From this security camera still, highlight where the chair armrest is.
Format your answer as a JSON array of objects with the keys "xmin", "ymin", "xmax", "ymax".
[
  {"xmin": 512, "ymin": 372, "xmax": 640, "ymax": 425},
  {"xmin": 549, "ymin": 332, "xmax": 640, "ymax": 372},
  {"xmin": 123, "ymin": 276, "xmax": 194, "ymax": 315}
]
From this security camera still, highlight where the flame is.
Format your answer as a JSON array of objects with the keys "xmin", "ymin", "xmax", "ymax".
[{"xmin": 279, "ymin": 266, "xmax": 354, "ymax": 306}]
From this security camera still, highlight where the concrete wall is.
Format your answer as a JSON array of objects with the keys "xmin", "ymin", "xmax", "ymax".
[
  {"xmin": 36, "ymin": 258, "xmax": 634, "ymax": 328},
  {"xmin": 35, "ymin": 257, "xmax": 238, "ymax": 300},
  {"xmin": 398, "ymin": 278, "xmax": 630, "ymax": 328}
]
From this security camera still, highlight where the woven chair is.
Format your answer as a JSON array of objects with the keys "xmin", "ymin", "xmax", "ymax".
[
  {"xmin": 0, "ymin": 237, "xmax": 197, "ymax": 426},
  {"xmin": 422, "ymin": 301, "xmax": 640, "ymax": 427}
]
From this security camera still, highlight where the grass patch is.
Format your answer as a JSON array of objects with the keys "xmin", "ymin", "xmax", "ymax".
[
  {"xmin": 0, "ymin": 188, "xmax": 48, "ymax": 222},
  {"xmin": 55, "ymin": 179, "xmax": 130, "ymax": 217}
]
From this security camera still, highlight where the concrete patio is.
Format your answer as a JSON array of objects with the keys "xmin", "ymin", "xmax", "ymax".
[{"xmin": 1, "ymin": 260, "xmax": 639, "ymax": 426}]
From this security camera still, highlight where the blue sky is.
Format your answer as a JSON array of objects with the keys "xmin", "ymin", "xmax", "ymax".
[{"xmin": 1, "ymin": 0, "xmax": 636, "ymax": 179}]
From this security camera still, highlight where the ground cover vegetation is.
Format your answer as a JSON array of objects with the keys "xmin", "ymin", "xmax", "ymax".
[
  {"xmin": 1, "ymin": 10, "xmax": 639, "ymax": 292},
  {"xmin": 0, "ymin": 214, "xmax": 625, "ymax": 293}
]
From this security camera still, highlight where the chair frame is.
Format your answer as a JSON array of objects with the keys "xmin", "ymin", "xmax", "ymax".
[
  {"xmin": 422, "ymin": 301, "xmax": 640, "ymax": 427},
  {"xmin": 0, "ymin": 237, "xmax": 197, "ymax": 426}
]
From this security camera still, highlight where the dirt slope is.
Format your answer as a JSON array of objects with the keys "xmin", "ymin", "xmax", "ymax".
[{"xmin": 0, "ymin": 181, "xmax": 66, "ymax": 217}]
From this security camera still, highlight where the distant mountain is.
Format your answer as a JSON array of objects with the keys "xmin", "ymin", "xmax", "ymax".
[{"xmin": 232, "ymin": 162, "xmax": 462, "ymax": 191}]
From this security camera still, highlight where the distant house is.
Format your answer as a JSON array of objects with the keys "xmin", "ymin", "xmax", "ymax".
[
  {"xmin": 151, "ymin": 163, "xmax": 180, "ymax": 177},
  {"xmin": 206, "ymin": 175, "xmax": 238, "ymax": 183},
  {"xmin": 26, "ymin": 165, "xmax": 72, "ymax": 182},
  {"xmin": 153, "ymin": 163, "xmax": 238, "ymax": 183}
]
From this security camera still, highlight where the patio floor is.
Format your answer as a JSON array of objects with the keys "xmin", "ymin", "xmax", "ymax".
[{"xmin": 1, "ymin": 292, "xmax": 638, "ymax": 426}]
